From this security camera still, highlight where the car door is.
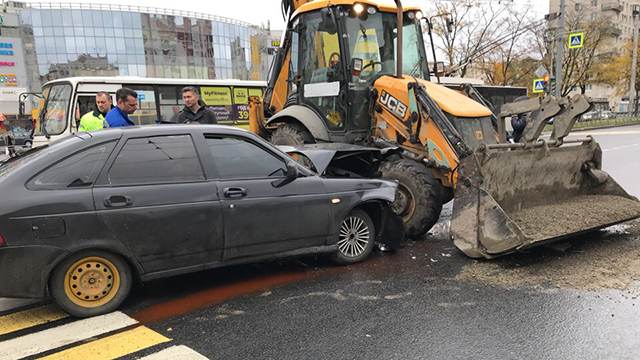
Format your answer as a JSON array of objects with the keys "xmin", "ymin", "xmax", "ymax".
[
  {"xmin": 93, "ymin": 133, "xmax": 224, "ymax": 273},
  {"xmin": 16, "ymin": 140, "xmax": 117, "ymax": 247},
  {"xmin": 202, "ymin": 134, "xmax": 331, "ymax": 260}
]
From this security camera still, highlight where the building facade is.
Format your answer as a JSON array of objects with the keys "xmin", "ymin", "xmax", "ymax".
[
  {"xmin": 548, "ymin": 0, "xmax": 640, "ymax": 110},
  {"xmin": 0, "ymin": 1, "xmax": 278, "ymax": 114}
]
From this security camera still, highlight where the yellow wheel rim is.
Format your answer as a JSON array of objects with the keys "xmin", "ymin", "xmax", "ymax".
[{"xmin": 63, "ymin": 256, "xmax": 121, "ymax": 308}]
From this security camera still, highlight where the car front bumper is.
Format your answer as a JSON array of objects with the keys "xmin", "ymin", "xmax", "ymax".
[{"xmin": 0, "ymin": 245, "xmax": 68, "ymax": 298}]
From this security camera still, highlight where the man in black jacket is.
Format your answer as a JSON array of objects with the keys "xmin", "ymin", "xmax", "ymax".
[{"xmin": 177, "ymin": 86, "xmax": 217, "ymax": 124}]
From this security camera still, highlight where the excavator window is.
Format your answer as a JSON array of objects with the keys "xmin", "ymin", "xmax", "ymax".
[
  {"xmin": 299, "ymin": 10, "xmax": 345, "ymax": 130},
  {"xmin": 343, "ymin": 11, "xmax": 427, "ymax": 83}
]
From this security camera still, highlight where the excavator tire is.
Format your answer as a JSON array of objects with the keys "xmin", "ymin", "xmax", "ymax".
[
  {"xmin": 270, "ymin": 123, "xmax": 314, "ymax": 146},
  {"xmin": 380, "ymin": 159, "xmax": 444, "ymax": 239}
]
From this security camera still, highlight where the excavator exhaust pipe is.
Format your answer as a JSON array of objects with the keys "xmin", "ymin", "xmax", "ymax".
[{"xmin": 450, "ymin": 95, "xmax": 640, "ymax": 258}]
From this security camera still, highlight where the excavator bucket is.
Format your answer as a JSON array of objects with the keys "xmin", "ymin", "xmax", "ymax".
[{"xmin": 450, "ymin": 95, "xmax": 640, "ymax": 259}]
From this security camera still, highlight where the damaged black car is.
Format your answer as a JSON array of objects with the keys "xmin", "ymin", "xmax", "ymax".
[{"xmin": 0, "ymin": 125, "xmax": 402, "ymax": 317}]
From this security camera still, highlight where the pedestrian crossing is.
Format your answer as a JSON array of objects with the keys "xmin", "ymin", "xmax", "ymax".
[{"xmin": 0, "ymin": 304, "xmax": 209, "ymax": 359}]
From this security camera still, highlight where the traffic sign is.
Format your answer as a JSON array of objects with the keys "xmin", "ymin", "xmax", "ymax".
[
  {"xmin": 532, "ymin": 78, "xmax": 546, "ymax": 94},
  {"xmin": 534, "ymin": 65, "xmax": 548, "ymax": 78},
  {"xmin": 568, "ymin": 32, "xmax": 584, "ymax": 49}
]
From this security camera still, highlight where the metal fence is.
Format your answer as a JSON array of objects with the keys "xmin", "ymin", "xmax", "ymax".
[{"xmin": 574, "ymin": 115, "xmax": 640, "ymax": 130}]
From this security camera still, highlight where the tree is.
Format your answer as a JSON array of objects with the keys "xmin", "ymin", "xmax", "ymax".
[
  {"xmin": 593, "ymin": 40, "xmax": 640, "ymax": 96},
  {"xmin": 426, "ymin": 0, "xmax": 540, "ymax": 79},
  {"xmin": 559, "ymin": 12, "xmax": 608, "ymax": 96},
  {"xmin": 476, "ymin": 5, "xmax": 539, "ymax": 87}
]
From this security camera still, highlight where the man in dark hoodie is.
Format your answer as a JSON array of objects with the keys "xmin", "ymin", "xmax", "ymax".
[{"xmin": 177, "ymin": 86, "xmax": 217, "ymax": 124}]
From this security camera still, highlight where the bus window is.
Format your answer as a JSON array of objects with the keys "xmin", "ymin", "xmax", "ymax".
[
  {"xmin": 233, "ymin": 87, "xmax": 249, "ymax": 122},
  {"xmin": 200, "ymin": 86, "xmax": 232, "ymax": 123},
  {"xmin": 40, "ymin": 83, "xmax": 72, "ymax": 136},
  {"xmin": 129, "ymin": 86, "xmax": 158, "ymax": 125},
  {"xmin": 248, "ymin": 87, "xmax": 263, "ymax": 100},
  {"xmin": 158, "ymin": 85, "xmax": 182, "ymax": 123}
]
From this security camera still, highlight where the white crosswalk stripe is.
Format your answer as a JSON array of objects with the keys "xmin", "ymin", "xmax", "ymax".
[
  {"xmin": 0, "ymin": 311, "xmax": 137, "ymax": 360},
  {"xmin": 138, "ymin": 345, "xmax": 210, "ymax": 360},
  {"xmin": 0, "ymin": 306, "xmax": 210, "ymax": 360}
]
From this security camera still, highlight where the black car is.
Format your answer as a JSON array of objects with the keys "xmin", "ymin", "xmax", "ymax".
[
  {"xmin": 0, "ymin": 125, "xmax": 401, "ymax": 317},
  {"xmin": 0, "ymin": 126, "xmax": 33, "ymax": 148}
]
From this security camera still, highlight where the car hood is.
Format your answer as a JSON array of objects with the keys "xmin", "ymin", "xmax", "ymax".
[{"xmin": 278, "ymin": 144, "xmax": 397, "ymax": 177}]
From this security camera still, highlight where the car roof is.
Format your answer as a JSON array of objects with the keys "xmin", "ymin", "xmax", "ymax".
[{"xmin": 82, "ymin": 124, "xmax": 251, "ymax": 141}]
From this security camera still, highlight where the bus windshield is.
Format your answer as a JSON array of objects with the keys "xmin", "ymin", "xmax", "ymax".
[{"xmin": 36, "ymin": 83, "xmax": 72, "ymax": 137}]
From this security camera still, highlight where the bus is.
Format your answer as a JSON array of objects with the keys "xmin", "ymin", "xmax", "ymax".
[{"xmin": 33, "ymin": 76, "xmax": 266, "ymax": 147}]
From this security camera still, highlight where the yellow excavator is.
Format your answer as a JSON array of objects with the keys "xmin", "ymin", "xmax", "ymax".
[{"xmin": 249, "ymin": 0, "xmax": 640, "ymax": 258}]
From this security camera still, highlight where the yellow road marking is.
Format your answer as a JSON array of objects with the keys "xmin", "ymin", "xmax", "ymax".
[
  {"xmin": 0, "ymin": 305, "xmax": 68, "ymax": 336},
  {"xmin": 39, "ymin": 326, "xmax": 170, "ymax": 360}
]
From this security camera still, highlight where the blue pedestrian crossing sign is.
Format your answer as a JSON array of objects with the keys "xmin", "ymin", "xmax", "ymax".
[
  {"xmin": 568, "ymin": 32, "xmax": 584, "ymax": 49},
  {"xmin": 532, "ymin": 78, "xmax": 546, "ymax": 94}
]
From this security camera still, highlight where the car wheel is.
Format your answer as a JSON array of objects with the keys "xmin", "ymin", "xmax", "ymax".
[
  {"xmin": 50, "ymin": 250, "xmax": 132, "ymax": 318},
  {"xmin": 332, "ymin": 209, "xmax": 376, "ymax": 265},
  {"xmin": 24, "ymin": 141, "xmax": 32, "ymax": 148}
]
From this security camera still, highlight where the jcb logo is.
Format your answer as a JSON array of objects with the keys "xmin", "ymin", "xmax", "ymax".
[{"xmin": 379, "ymin": 91, "xmax": 407, "ymax": 119}]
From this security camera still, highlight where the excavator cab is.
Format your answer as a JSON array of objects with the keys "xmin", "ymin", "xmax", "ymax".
[{"xmin": 264, "ymin": 1, "xmax": 429, "ymax": 144}]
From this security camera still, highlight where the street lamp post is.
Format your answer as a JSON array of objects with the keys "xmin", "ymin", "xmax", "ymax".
[
  {"xmin": 554, "ymin": 0, "xmax": 566, "ymax": 97},
  {"xmin": 629, "ymin": 5, "xmax": 640, "ymax": 115}
]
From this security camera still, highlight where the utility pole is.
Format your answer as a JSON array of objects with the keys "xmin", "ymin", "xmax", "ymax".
[
  {"xmin": 629, "ymin": 5, "xmax": 640, "ymax": 114},
  {"xmin": 554, "ymin": 0, "xmax": 566, "ymax": 98}
]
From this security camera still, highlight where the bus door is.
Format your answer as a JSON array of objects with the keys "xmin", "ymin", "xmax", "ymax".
[
  {"xmin": 73, "ymin": 93, "xmax": 111, "ymax": 129},
  {"xmin": 74, "ymin": 83, "xmax": 122, "ymax": 132}
]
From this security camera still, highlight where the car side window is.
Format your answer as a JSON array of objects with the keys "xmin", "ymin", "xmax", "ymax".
[
  {"xmin": 27, "ymin": 141, "xmax": 116, "ymax": 190},
  {"xmin": 205, "ymin": 136, "xmax": 287, "ymax": 179},
  {"xmin": 108, "ymin": 134, "xmax": 204, "ymax": 185}
]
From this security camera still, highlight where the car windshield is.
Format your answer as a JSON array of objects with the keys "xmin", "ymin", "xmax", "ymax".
[
  {"xmin": 36, "ymin": 83, "xmax": 72, "ymax": 137},
  {"xmin": 343, "ymin": 10, "xmax": 427, "ymax": 80}
]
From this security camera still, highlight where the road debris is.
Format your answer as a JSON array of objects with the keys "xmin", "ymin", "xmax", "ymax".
[{"xmin": 456, "ymin": 219, "xmax": 640, "ymax": 292}]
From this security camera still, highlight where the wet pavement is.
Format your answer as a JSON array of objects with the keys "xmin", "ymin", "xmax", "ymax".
[
  {"xmin": 124, "ymin": 125, "xmax": 640, "ymax": 359},
  {"xmin": 2, "ymin": 125, "xmax": 640, "ymax": 359}
]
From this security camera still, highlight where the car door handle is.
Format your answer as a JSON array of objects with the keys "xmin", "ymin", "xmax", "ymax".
[
  {"xmin": 223, "ymin": 187, "xmax": 247, "ymax": 198},
  {"xmin": 104, "ymin": 195, "xmax": 133, "ymax": 208}
]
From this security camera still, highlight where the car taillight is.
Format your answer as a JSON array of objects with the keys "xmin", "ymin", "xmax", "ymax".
[{"xmin": 0, "ymin": 234, "xmax": 6, "ymax": 247}]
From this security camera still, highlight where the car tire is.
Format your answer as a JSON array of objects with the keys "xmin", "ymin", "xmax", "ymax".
[
  {"xmin": 24, "ymin": 141, "xmax": 32, "ymax": 148},
  {"xmin": 50, "ymin": 250, "xmax": 132, "ymax": 318},
  {"xmin": 379, "ymin": 159, "xmax": 444, "ymax": 239},
  {"xmin": 270, "ymin": 123, "xmax": 314, "ymax": 146},
  {"xmin": 332, "ymin": 209, "xmax": 376, "ymax": 265}
]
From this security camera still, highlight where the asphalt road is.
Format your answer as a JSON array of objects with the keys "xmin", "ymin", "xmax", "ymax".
[{"xmin": 2, "ymin": 125, "xmax": 640, "ymax": 359}]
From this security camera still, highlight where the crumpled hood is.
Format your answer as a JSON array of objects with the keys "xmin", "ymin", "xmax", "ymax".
[{"xmin": 278, "ymin": 143, "xmax": 396, "ymax": 176}]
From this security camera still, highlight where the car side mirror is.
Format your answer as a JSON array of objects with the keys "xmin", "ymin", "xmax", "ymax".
[{"xmin": 272, "ymin": 161, "xmax": 299, "ymax": 188}]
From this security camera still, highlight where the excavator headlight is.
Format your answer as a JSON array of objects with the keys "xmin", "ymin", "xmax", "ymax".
[
  {"xmin": 353, "ymin": 3, "xmax": 365, "ymax": 15},
  {"xmin": 415, "ymin": 11, "xmax": 423, "ymax": 20},
  {"xmin": 367, "ymin": 6, "xmax": 377, "ymax": 15},
  {"xmin": 407, "ymin": 11, "xmax": 415, "ymax": 20}
]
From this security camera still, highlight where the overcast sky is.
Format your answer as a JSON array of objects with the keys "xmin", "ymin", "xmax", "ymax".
[{"xmin": 20, "ymin": 0, "xmax": 550, "ymax": 30}]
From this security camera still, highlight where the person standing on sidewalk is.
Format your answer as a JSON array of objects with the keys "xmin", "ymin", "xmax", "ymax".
[
  {"xmin": 79, "ymin": 92, "xmax": 113, "ymax": 132},
  {"xmin": 176, "ymin": 86, "xmax": 217, "ymax": 124},
  {"xmin": 106, "ymin": 88, "xmax": 138, "ymax": 128}
]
